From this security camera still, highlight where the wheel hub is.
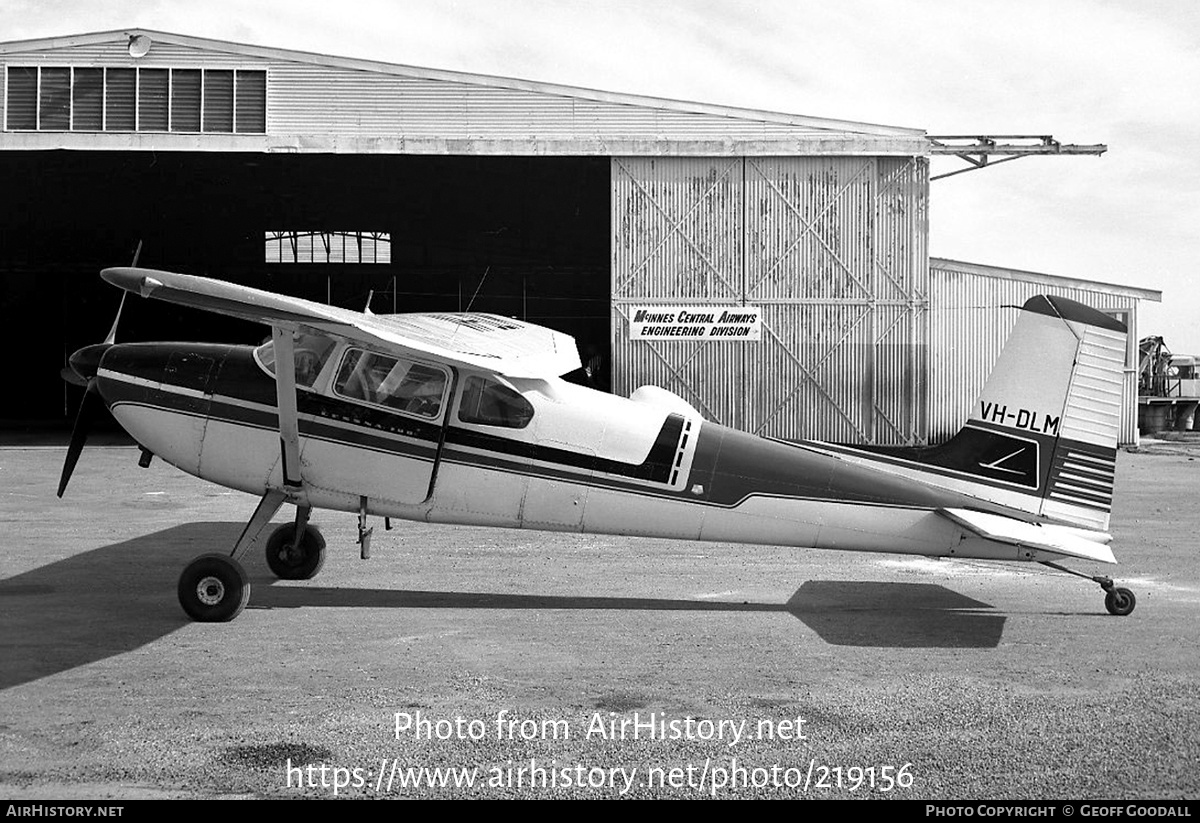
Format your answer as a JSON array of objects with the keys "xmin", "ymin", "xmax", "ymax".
[{"xmin": 196, "ymin": 575, "xmax": 226, "ymax": 606}]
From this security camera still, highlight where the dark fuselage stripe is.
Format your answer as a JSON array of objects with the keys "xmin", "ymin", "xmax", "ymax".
[{"xmin": 445, "ymin": 414, "xmax": 685, "ymax": 485}]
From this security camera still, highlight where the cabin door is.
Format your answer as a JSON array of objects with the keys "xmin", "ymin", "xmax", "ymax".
[{"xmin": 299, "ymin": 346, "xmax": 450, "ymax": 505}]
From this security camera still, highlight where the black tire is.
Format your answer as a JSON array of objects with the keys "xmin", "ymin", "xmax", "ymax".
[
  {"xmin": 265, "ymin": 523, "xmax": 327, "ymax": 580},
  {"xmin": 1104, "ymin": 587, "xmax": 1136, "ymax": 616},
  {"xmin": 178, "ymin": 553, "xmax": 250, "ymax": 622}
]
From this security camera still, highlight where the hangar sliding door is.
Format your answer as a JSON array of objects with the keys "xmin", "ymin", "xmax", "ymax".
[
  {"xmin": 611, "ymin": 157, "xmax": 748, "ymax": 428},
  {"xmin": 612, "ymin": 156, "xmax": 929, "ymax": 445}
]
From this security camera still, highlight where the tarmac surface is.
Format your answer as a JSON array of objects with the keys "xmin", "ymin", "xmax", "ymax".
[{"xmin": 1, "ymin": 440, "xmax": 1198, "ymax": 799}]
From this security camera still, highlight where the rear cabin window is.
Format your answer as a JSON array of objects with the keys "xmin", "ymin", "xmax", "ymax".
[
  {"xmin": 333, "ymin": 349, "xmax": 447, "ymax": 418},
  {"xmin": 458, "ymin": 376, "xmax": 534, "ymax": 428}
]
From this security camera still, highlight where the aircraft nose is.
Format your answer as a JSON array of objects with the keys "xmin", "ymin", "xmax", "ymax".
[{"xmin": 67, "ymin": 342, "xmax": 113, "ymax": 383}]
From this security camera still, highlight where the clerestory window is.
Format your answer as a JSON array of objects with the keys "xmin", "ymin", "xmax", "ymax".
[{"xmin": 4, "ymin": 66, "xmax": 265, "ymax": 133}]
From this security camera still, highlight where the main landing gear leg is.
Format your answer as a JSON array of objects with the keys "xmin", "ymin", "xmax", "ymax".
[
  {"xmin": 177, "ymin": 489, "xmax": 287, "ymax": 622},
  {"xmin": 1039, "ymin": 560, "xmax": 1137, "ymax": 616}
]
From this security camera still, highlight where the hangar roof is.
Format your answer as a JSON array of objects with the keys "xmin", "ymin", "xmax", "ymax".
[
  {"xmin": 931, "ymin": 257, "xmax": 1162, "ymax": 302},
  {"xmin": 0, "ymin": 28, "xmax": 928, "ymax": 156}
]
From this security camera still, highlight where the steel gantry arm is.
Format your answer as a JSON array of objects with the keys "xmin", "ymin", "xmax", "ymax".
[{"xmin": 927, "ymin": 135, "xmax": 1107, "ymax": 181}]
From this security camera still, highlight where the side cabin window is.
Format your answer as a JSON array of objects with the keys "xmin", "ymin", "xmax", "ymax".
[
  {"xmin": 333, "ymin": 349, "xmax": 448, "ymax": 419},
  {"xmin": 254, "ymin": 332, "xmax": 337, "ymax": 388},
  {"xmin": 458, "ymin": 376, "xmax": 534, "ymax": 429}
]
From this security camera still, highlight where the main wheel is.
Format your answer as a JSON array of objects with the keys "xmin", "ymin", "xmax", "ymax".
[
  {"xmin": 265, "ymin": 523, "xmax": 327, "ymax": 580},
  {"xmin": 1104, "ymin": 587, "xmax": 1136, "ymax": 616},
  {"xmin": 178, "ymin": 553, "xmax": 250, "ymax": 622}
]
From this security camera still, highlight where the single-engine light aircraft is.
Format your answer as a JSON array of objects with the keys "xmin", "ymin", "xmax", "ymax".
[{"xmin": 58, "ymin": 267, "xmax": 1137, "ymax": 621}]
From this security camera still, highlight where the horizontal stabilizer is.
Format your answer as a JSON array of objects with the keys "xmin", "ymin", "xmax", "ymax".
[{"xmin": 940, "ymin": 508, "xmax": 1116, "ymax": 564}]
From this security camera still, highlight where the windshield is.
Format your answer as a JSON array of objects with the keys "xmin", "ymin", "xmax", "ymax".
[{"xmin": 253, "ymin": 332, "xmax": 337, "ymax": 388}]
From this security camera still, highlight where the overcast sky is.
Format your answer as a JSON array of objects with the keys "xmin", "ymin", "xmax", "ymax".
[{"xmin": 7, "ymin": 0, "xmax": 1199, "ymax": 351}]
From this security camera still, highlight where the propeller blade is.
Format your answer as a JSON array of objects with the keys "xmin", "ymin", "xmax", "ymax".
[
  {"xmin": 57, "ymin": 244, "xmax": 141, "ymax": 497},
  {"xmin": 103, "ymin": 240, "xmax": 140, "ymax": 344},
  {"xmin": 57, "ymin": 382, "xmax": 101, "ymax": 498},
  {"xmin": 103, "ymin": 291, "xmax": 127, "ymax": 346}
]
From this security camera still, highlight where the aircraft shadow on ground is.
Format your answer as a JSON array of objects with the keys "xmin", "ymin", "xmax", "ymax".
[
  {"xmin": 1, "ymin": 524, "xmax": 1005, "ymax": 690},
  {"xmin": 785, "ymin": 581, "xmax": 1005, "ymax": 648},
  {"xmin": 254, "ymin": 579, "xmax": 1006, "ymax": 650},
  {"xmin": 0, "ymin": 523, "xmax": 239, "ymax": 691}
]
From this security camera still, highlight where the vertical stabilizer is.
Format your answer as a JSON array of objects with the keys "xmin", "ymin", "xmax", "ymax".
[{"xmin": 959, "ymin": 295, "xmax": 1126, "ymax": 529}]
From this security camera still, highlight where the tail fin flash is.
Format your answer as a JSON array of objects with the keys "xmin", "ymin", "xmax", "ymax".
[{"xmin": 960, "ymin": 295, "xmax": 1126, "ymax": 529}]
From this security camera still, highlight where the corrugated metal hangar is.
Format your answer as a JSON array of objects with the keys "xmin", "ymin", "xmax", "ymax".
[{"xmin": 0, "ymin": 29, "xmax": 1160, "ymax": 443}]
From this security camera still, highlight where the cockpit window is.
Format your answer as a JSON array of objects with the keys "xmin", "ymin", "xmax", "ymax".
[
  {"xmin": 333, "ymin": 348, "xmax": 448, "ymax": 418},
  {"xmin": 254, "ymin": 332, "xmax": 337, "ymax": 388},
  {"xmin": 457, "ymin": 376, "xmax": 534, "ymax": 428}
]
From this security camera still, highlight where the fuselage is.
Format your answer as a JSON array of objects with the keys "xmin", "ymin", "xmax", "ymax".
[{"xmin": 93, "ymin": 339, "xmax": 1046, "ymax": 564}]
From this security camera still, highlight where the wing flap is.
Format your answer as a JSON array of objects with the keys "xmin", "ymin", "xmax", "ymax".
[
  {"xmin": 101, "ymin": 267, "xmax": 581, "ymax": 378},
  {"xmin": 940, "ymin": 507, "xmax": 1117, "ymax": 564}
]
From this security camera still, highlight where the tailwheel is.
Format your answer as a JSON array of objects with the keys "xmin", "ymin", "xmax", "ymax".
[
  {"xmin": 1104, "ymin": 586, "xmax": 1136, "ymax": 617},
  {"xmin": 178, "ymin": 553, "xmax": 250, "ymax": 622},
  {"xmin": 265, "ymin": 523, "xmax": 326, "ymax": 580},
  {"xmin": 1039, "ymin": 561, "xmax": 1137, "ymax": 617}
]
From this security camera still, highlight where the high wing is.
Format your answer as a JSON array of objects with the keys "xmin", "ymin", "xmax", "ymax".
[{"xmin": 101, "ymin": 267, "xmax": 581, "ymax": 378}]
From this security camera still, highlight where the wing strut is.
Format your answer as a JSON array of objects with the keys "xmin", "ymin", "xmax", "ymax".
[{"xmin": 271, "ymin": 326, "xmax": 303, "ymax": 488}]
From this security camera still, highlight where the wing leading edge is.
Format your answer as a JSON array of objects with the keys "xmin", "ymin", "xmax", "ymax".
[{"xmin": 100, "ymin": 267, "xmax": 582, "ymax": 378}]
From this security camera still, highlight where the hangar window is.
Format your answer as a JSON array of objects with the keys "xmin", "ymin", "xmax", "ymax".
[
  {"xmin": 235, "ymin": 70, "xmax": 266, "ymax": 132},
  {"xmin": 105, "ymin": 68, "xmax": 136, "ymax": 131},
  {"xmin": 203, "ymin": 70, "xmax": 234, "ymax": 132},
  {"xmin": 4, "ymin": 66, "xmax": 266, "ymax": 133},
  {"xmin": 38, "ymin": 68, "xmax": 70, "ymax": 130},
  {"xmin": 138, "ymin": 69, "xmax": 169, "ymax": 132},
  {"xmin": 265, "ymin": 231, "xmax": 392, "ymax": 264},
  {"xmin": 72, "ymin": 68, "xmax": 104, "ymax": 131},
  {"xmin": 170, "ymin": 69, "xmax": 202, "ymax": 132},
  {"xmin": 5, "ymin": 67, "xmax": 37, "ymax": 130}
]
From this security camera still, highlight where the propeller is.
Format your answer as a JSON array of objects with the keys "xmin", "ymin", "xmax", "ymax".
[{"xmin": 57, "ymin": 243, "xmax": 138, "ymax": 498}]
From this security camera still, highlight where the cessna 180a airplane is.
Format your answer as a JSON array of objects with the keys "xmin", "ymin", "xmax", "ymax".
[{"xmin": 58, "ymin": 267, "xmax": 1137, "ymax": 622}]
